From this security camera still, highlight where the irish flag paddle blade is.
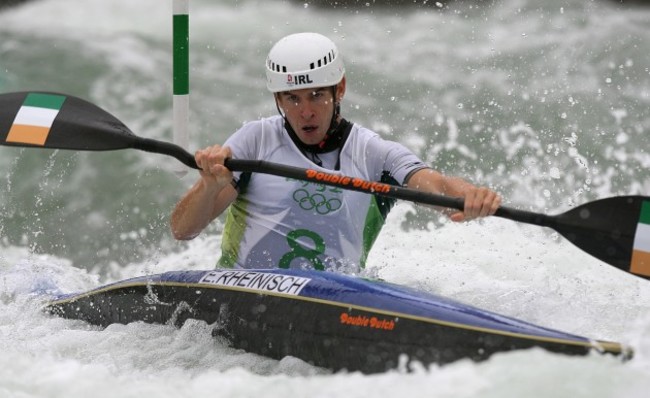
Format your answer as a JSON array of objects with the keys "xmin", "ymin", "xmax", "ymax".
[
  {"xmin": 1, "ymin": 91, "xmax": 198, "ymax": 168},
  {"xmin": 631, "ymin": 201, "xmax": 650, "ymax": 277},
  {"xmin": 1, "ymin": 91, "xmax": 138, "ymax": 150}
]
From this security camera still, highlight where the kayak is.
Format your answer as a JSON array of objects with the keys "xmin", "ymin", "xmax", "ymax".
[{"xmin": 46, "ymin": 268, "xmax": 631, "ymax": 373}]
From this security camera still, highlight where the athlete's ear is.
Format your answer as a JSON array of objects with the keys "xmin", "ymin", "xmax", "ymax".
[
  {"xmin": 274, "ymin": 93, "xmax": 286, "ymax": 117},
  {"xmin": 336, "ymin": 76, "xmax": 346, "ymax": 102}
]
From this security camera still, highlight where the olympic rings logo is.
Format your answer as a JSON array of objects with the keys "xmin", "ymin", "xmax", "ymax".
[{"xmin": 292, "ymin": 189, "xmax": 342, "ymax": 215}]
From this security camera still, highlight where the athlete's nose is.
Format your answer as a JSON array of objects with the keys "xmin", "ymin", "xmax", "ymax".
[{"xmin": 299, "ymin": 102, "xmax": 315, "ymax": 120}]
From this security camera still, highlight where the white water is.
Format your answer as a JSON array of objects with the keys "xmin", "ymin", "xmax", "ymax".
[
  {"xmin": 3, "ymin": 205, "xmax": 650, "ymax": 397},
  {"xmin": 2, "ymin": 0, "xmax": 650, "ymax": 396}
]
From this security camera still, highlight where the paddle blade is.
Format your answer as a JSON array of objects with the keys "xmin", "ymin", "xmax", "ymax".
[
  {"xmin": 1, "ymin": 91, "xmax": 137, "ymax": 151},
  {"xmin": 552, "ymin": 196, "xmax": 650, "ymax": 279}
]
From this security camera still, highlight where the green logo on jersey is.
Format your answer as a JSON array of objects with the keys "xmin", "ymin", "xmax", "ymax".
[
  {"xmin": 279, "ymin": 229, "xmax": 326, "ymax": 270},
  {"xmin": 290, "ymin": 179, "xmax": 343, "ymax": 215}
]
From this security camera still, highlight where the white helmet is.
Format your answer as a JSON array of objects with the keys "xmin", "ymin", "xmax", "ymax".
[{"xmin": 266, "ymin": 32, "xmax": 345, "ymax": 93}]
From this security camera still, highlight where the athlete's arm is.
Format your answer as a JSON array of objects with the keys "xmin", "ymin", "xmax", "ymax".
[
  {"xmin": 405, "ymin": 168, "xmax": 501, "ymax": 222},
  {"xmin": 171, "ymin": 145, "xmax": 238, "ymax": 240}
]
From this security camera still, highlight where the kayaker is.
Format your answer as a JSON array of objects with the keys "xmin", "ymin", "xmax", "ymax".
[{"xmin": 171, "ymin": 32, "xmax": 501, "ymax": 270}]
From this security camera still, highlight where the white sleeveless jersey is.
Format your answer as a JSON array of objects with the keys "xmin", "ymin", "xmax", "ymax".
[{"xmin": 219, "ymin": 115, "xmax": 427, "ymax": 270}]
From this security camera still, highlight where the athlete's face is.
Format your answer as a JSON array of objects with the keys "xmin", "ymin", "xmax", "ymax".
[{"xmin": 276, "ymin": 78, "xmax": 346, "ymax": 146}]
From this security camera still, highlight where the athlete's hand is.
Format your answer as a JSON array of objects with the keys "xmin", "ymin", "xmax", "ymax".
[
  {"xmin": 195, "ymin": 145, "xmax": 233, "ymax": 191},
  {"xmin": 450, "ymin": 187, "xmax": 501, "ymax": 222}
]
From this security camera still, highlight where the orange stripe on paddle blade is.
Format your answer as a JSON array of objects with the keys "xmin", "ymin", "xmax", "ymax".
[
  {"xmin": 6, "ymin": 124, "xmax": 51, "ymax": 145},
  {"xmin": 630, "ymin": 249, "xmax": 650, "ymax": 277}
]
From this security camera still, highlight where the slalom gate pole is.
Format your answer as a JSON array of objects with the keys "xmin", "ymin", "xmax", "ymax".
[{"xmin": 172, "ymin": 0, "xmax": 190, "ymax": 175}]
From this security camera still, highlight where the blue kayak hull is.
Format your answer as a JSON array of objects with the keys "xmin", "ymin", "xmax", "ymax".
[{"xmin": 46, "ymin": 269, "xmax": 630, "ymax": 373}]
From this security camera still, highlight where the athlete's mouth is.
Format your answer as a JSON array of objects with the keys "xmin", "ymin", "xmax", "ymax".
[{"xmin": 302, "ymin": 125, "xmax": 318, "ymax": 133}]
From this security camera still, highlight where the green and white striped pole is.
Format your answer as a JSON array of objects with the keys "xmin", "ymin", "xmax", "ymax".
[{"xmin": 173, "ymin": 0, "xmax": 189, "ymax": 175}]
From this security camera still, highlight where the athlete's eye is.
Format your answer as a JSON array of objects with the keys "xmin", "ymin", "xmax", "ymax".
[{"xmin": 311, "ymin": 91, "xmax": 324, "ymax": 99}]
